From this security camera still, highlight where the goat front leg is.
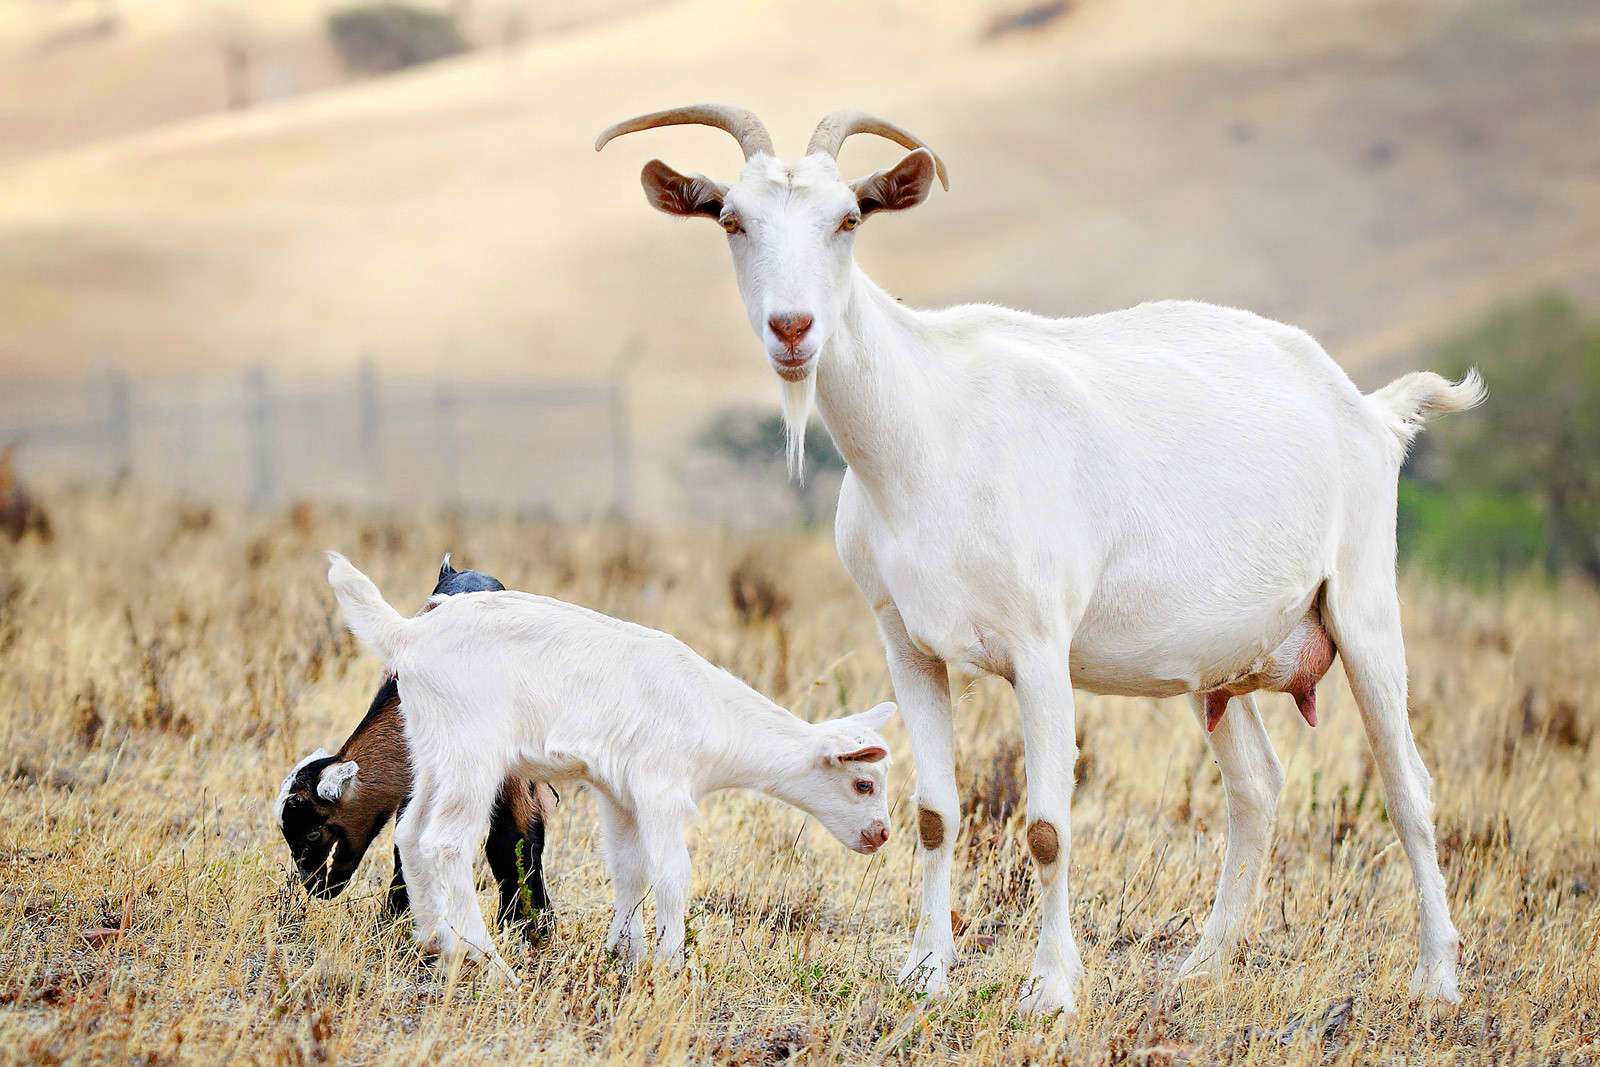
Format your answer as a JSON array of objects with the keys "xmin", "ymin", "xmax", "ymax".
[
  {"xmin": 878, "ymin": 606, "xmax": 958, "ymax": 998},
  {"xmin": 387, "ymin": 795, "xmax": 412, "ymax": 919},
  {"xmin": 1177, "ymin": 692, "xmax": 1283, "ymax": 980},
  {"xmin": 637, "ymin": 805, "xmax": 694, "ymax": 971},
  {"xmin": 485, "ymin": 780, "xmax": 553, "ymax": 942},
  {"xmin": 597, "ymin": 796, "xmax": 648, "ymax": 964},
  {"xmin": 1014, "ymin": 649, "xmax": 1082, "ymax": 1016}
]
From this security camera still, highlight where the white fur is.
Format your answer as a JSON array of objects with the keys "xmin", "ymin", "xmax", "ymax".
[
  {"xmin": 635, "ymin": 144, "xmax": 1484, "ymax": 1013},
  {"xmin": 274, "ymin": 748, "xmax": 329, "ymax": 828},
  {"xmin": 317, "ymin": 760, "xmax": 359, "ymax": 802},
  {"xmin": 325, "ymin": 553, "xmax": 895, "ymax": 983}
]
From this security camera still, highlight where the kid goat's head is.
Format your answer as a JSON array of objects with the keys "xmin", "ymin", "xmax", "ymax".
[
  {"xmin": 597, "ymin": 105, "xmax": 947, "ymax": 473},
  {"xmin": 804, "ymin": 700, "xmax": 897, "ymax": 854},
  {"xmin": 274, "ymin": 741, "xmax": 373, "ymax": 899}
]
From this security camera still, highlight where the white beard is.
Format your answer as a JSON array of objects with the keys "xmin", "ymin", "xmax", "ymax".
[{"xmin": 780, "ymin": 372, "xmax": 816, "ymax": 483}]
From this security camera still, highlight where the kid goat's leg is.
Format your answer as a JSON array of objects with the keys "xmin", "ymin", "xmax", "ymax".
[
  {"xmin": 414, "ymin": 761, "xmax": 511, "ymax": 982},
  {"xmin": 1013, "ymin": 648, "xmax": 1083, "ymax": 1016},
  {"xmin": 637, "ymin": 806, "xmax": 694, "ymax": 970},
  {"xmin": 1176, "ymin": 692, "xmax": 1284, "ymax": 979},
  {"xmin": 394, "ymin": 791, "xmax": 444, "ymax": 953},
  {"xmin": 388, "ymin": 797, "xmax": 412, "ymax": 918},
  {"xmin": 878, "ymin": 605, "xmax": 959, "ymax": 997},
  {"xmin": 1326, "ymin": 570, "xmax": 1460, "ymax": 1003},
  {"xmin": 598, "ymin": 796, "xmax": 649, "ymax": 963},
  {"xmin": 485, "ymin": 780, "xmax": 552, "ymax": 939}
]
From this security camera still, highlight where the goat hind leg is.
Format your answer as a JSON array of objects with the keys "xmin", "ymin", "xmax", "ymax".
[
  {"xmin": 1326, "ymin": 574, "xmax": 1459, "ymax": 1003},
  {"xmin": 1177, "ymin": 692, "xmax": 1283, "ymax": 980},
  {"xmin": 394, "ymin": 793, "xmax": 444, "ymax": 953},
  {"xmin": 417, "ymin": 772, "xmax": 514, "ymax": 985}
]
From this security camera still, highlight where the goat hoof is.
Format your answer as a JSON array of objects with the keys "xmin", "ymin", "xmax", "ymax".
[
  {"xmin": 1016, "ymin": 970, "xmax": 1076, "ymax": 1017},
  {"xmin": 1408, "ymin": 960, "xmax": 1461, "ymax": 1006},
  {"xmin": 1174, "ymin": 942, "xmax": 1227, "ymax": 982},
  {"xmin": 896, "ymin": 955, "xmax": 952, "ymax": 999}
]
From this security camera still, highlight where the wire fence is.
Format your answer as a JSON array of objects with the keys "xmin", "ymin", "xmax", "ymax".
[{"xmin": 0, "ymin": 360, "xmax": 635, "ymax": 517}]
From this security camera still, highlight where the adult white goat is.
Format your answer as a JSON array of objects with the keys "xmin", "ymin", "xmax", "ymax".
[{"xmin": 598, "ymin": 104, "xmax": 1484, "ymax": 1015}]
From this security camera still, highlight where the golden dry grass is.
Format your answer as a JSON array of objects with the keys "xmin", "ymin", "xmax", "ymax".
[{"xmin": 1, "ymin": 491, "xmax": 1597, "ymax": 1064}]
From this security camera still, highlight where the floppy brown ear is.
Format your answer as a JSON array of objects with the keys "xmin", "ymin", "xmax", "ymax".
[
  {"xmin": 851, "ymin": 148, "xmax": 938, "ymax": 218},
  {"xmin": 641, "ymin": 159, "xmax": 728, "ymax": 219},
  {"xmin": 837, "ymin": 745, "xmax": 889, "ymax": 764}
]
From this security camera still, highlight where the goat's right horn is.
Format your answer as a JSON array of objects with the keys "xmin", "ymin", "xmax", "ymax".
[
  {"xmin": 806, "ymin": 109, "xmax": 949, "ymax": 190},
  {"xmin": 595, "ymin": 104, "xmax": 775, "ymax": 161}
]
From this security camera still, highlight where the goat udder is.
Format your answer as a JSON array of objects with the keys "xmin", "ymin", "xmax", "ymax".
[{"xmin": 1205, "ymin": 609, "xmax": 1335, "ymax": 731}]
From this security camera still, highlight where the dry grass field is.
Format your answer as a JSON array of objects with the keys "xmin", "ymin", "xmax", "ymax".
[{"xmin": 1, "ymin": 491, "xmax": 1597, "ymax": 1064}]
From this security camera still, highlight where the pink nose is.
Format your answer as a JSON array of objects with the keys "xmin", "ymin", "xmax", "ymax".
[
  {"xmin": 862, "ymin": 825, "xmax": 889, "ymax": 850},
  {"xmin": 768, "ymin": 313, "xmax": 814, "ymax": 350}
]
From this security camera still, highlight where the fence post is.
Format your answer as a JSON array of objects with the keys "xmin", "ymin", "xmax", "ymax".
[
  {"xmin": 609, "ymin": 337, "xmax": 642, "ymax": 517},
  {"xmin": 358, "ymin": 358, "xmax": 381, "ymax": 494},
  {"xmin": 434, "ymin": 378, "xmax": 458, "ymax": 505},
  {"xmin": 105, "ymin": 368, "xmax": 131, "ymax": 480},
  {"xmin": 246, "ymin": 366, "xmax": 276, "ymax": 508}
]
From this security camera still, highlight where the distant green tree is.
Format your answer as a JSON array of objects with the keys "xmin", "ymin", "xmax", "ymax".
[
  {"xmin": 1407, "ymin": 293, "xmax": 1600, "ymax": 582},
  {"xmin": 697, "ymin": 408, "xmax": 846, "ymax": 526}
]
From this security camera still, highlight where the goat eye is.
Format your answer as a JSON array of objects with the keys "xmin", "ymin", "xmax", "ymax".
[
  {"xmin": 305, "ymin": 829, "xmax": 323, "ymax": 844},
  {"xmin": 839, "ymin": 215, "xmax": 861, "ymax": 233},
  {"xmin": 720, "ymin": 215, "xmax": 742, "ymax": 235},
  {"xmin": 854, "ymin": 780, "xmax": 873, "ymax": 796}
]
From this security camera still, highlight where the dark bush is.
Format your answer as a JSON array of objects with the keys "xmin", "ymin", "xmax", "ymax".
[
  {"xmin": 697, "ymin": 408, "xmax": 845, "ymax": 526},
  {"xmin": 327, "ymin": 4, "xmax": 467, "ymax": 75}
]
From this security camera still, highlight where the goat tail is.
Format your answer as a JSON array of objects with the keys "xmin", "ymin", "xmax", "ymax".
[
  {"xmin": 326, "ymin": 552, "xmax": 409, "ymax": 667},
  {"xmin": 1365, "ymin": 368, "xmax": 1486, "ymax": 454}
]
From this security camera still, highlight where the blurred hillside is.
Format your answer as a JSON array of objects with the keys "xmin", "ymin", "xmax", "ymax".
[{"xmin": 1, "ymin": 0, "xmax": 1598, "ymax": 516}]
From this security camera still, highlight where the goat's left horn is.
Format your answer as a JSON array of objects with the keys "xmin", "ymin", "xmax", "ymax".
[
  {"xmin": 595, "ymin": 104, "xmax": 775, "ymax": 161},
  {"xmin": 805, "ymin": 110, "xmax": 949, "ymax": 190}
]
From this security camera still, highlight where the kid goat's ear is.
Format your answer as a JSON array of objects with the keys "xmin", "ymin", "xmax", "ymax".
[
  {"xmin": 856, "ymin": 701, "xmax": 897, "ymax": 732},
  {"xmin": 317, "ymin": 760, "xmax": 359, "ymax": 802},
  {"xmin": 829, "ymin": 743, "xmax": 888, "ymax": 765}
]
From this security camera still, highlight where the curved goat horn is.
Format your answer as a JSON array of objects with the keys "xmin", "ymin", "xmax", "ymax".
[
  {"xmin": 595, "ymin": 104, "xmax": 775, "ymax": 161},
  {"xmin": 806, "ymin": 109, "xmax": 949, "ymax": 190}
]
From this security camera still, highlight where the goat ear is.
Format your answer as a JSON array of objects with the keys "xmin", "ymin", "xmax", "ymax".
[
  {"xmin": 640, "ymin": 159, "xmax": 727, "ymax": 219},
  {"xmin": 438, "ymin": 553, "xmax": 456, "ymax": 582},
  {"xmin": 317, "ymin": 760, "xmax": 359, "ymax": 802},
  {"xmin": 854, "ymin": 701, "xmax": 896, "ymax": 732},
  {"xmin": 834, "ymin": 745, "xmax": 889, "ymax": 764},
  {"xmin": 851, "ymin": 149, "xmax": 937, "ymax": 218}
]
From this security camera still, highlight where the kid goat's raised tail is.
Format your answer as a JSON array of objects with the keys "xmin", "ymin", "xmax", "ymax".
[
  {"xmin": 326, "ymin": 552, "xmax": 409, "ymax": 666},
  {"xmin": 1365, "ymin": 368, "xmax": 1487, "ymax": 453}
]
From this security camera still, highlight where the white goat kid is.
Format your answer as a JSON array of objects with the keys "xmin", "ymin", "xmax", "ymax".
[
  {"xmin": 599, "ymin": 105, "xmax": 1484, "ymax": 1015},
  {"xmin": 325, "ymin": 553, "xmax": 895, "ymax": 982}
]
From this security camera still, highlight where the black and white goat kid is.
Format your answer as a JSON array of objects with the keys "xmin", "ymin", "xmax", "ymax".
[{"xmin": 275, "ymin": 557, "xmax": 557, "ymax": 938}]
